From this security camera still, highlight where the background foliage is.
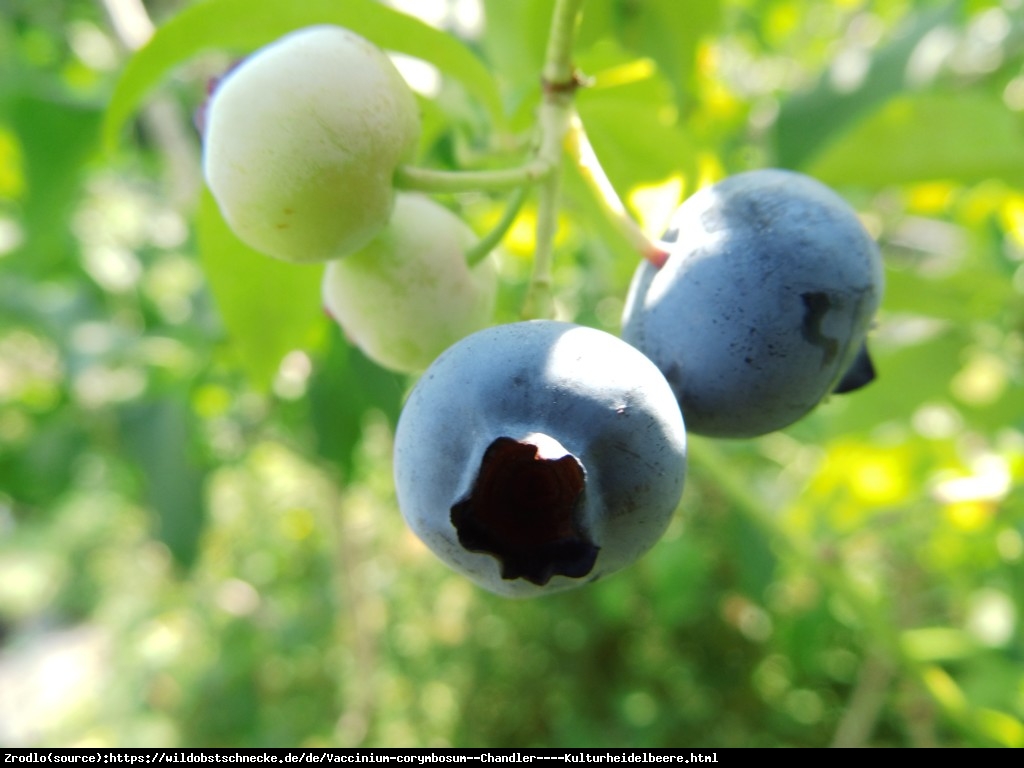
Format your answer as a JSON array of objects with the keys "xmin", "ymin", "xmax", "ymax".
[{"xmin": 1, "ymin": 0, "xmax": 1023, "ymax": 748}]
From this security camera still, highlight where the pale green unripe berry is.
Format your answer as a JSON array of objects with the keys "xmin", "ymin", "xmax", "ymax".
[
  {"xmin": 203, "ymin": 25, "xmax": 421, "ymax": 263},
  {"xmin": 322, "ymin": 193, "xmax": 498, "ymax": 374}
]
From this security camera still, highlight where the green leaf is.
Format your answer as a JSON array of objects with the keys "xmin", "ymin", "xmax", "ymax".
[
  {"xmin": 306, "ymin": 331, "xmax": 406, "ymax": 483},
  {"xmin": 612, "ymin": 0, "xmax": 723, "ymax": 112},
  {"xmin": 775, "ymin": 3, "xmax": 959, "ymax": 170},
  {"xmin": 196, "ymin": 188, "xmax": 324, "ymax": 391},
  {"xmin": 479, "ymin": 0, "xmax": 549, "ymax": 117},
  {"xmin": 811, "ymin": 326, "xmax": 969, "ymax": 435},
  {"xmin": 562, "ymin": 159, "xmax": 647, "ymax": 291},
  {"xmin": 119, "ymin": 397, "xmax": 208, "ymax": 569},
  {"xmin": 810, "ymin": 92, "xmax": 1024, "ymax": 187},
  {"xmin": 571, "ymin": 0, "xmax": 722, "ymax": 114},
  {"xmin": 726, "ymin": 500, "xmax": 778, "ymax": 602},
  {"xmin": 103, "ymin": 0, "xmax": 505, "ymax": 152},
  {"xmin": 882, "ymin": 260, "xmax": 1017, "ymax": 323},
  {"xmin": 903, "ymin": 627, "xmax": 978, "ymax": 662},
  {"xmin": 5, "ymin": 93, "xmax": 101, "ymax": 274},
  {"xmin": 0, "ymin": 412, "xmax": 85, "ymax": 511}
]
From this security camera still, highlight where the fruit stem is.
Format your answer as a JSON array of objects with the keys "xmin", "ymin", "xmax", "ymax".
[
  {"xmin": 465, "ymin": 184, "xmax": 530, "ymax": 268},
  {"xmin": 522, "ymin": 113, "xmax": 568, "ymax": 319},
  {"xmin": 521, "ymin": 0, "xmax": 586, "ymax": 319},
  {"xmin": 565, "ymin": 115, "xmax": 669, "ymax": 268},
  {"xmin": 542, "ymin": 0, "xmax": 585, "ymax": 86},
  {"xmin": 394, "ymin": 161, "xmax": 551, "ymax": 194}
]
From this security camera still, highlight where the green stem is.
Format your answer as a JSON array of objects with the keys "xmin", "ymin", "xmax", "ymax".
[
  {"xmin": 521, "ymin": 0, "xmax": 585, "ymax": 319},
  {"xmin": 522, "ymin": 107, "xmax": 568, "ymax": 319},
  {"xmin": 830, "ymin": 653, "xmax": 894, "ymax": 747},
  {"xmin": 465, "ymin": 185, "xmax": 530, "ymax": 268},
  {"xmin": 542, "ymin": 0, "xmax": 585, "ymax": 85},
  {"xmin": 565, "ymin": 115, "xmax": 669, "ymax": 268},
  {"xmin": 394, "ymin": 161, "xmax": 551, "ymax": 194}
]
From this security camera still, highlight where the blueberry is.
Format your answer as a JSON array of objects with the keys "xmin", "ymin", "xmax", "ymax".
[
  {"xmin": 622, "ymin": 169, "xmax": 884, "ymax": 438},
  {"xmin": 393, "ymin": 321, "xmax": 687, "ymax": 597}
]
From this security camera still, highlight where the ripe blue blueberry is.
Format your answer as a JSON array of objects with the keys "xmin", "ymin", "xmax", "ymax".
[
  {"xmin": 393, "ymin": 321, "xmax": 687, "ymax": 597},
  {"xmin": 622, "ymin": 169, "xmax": 884, "ymax": 438}
]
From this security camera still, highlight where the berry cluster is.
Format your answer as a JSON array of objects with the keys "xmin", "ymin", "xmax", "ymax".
[{"xmin": 201, "ymin": 25, "xmax": 884, "ymax": 598}]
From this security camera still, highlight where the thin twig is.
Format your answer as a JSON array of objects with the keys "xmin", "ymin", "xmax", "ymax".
[{"xmin": 831, "ymin": 654, "xmax": 894, "ymax": 747}]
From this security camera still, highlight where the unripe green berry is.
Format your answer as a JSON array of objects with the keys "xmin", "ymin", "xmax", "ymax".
[
  {"xmin": 203, "ymin": 25, "xmax": 421, "ymax": 263},
  {"xmin": 322, "ymin": 193, "xmax": 497, "ymax": 374}
]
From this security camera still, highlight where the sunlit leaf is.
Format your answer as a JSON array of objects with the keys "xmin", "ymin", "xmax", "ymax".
[
  {"xmin": 921, "ymin": 665, "xmax": 970, "ymax": 722},
  {"xmin": 775, "ymin": 3, "xmax": 959, "ymax": 170},
  {"xmin": 575, "ymin": 41, "xmax": 699, "ymax": 226},
  {"xmin": 883, "ymin": 260, "xmax": 1016, "ymax": 323},
  {"xmin": 103, "ymin": 0, "xmax": 505, "ymax": 151},
  {"xmin": 479, "ymin": 0, "xmax": 549, "ymax": 119},
  {"xmin": 811, "ymin": 92, "xmax": 1024, "ymax": 187},
  {"xmin": 611, "ymin": 0, "xmax": 723, "ymax": 111},
  {"xmin": 902, "ymin": 627, "xmax": 977, "ymax": 661},
  {"xmin": 195, "ymin": 188, "xmax": 324, "ymax": 391},
  {"xmin": 974, "ymin": 708, "xmax": 1024, "ymax": 748},
  {"xmin": 0, "ymin": 125, "xmax": 24, "ymax": 198}
]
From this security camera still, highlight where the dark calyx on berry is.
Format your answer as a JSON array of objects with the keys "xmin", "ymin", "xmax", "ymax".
[
  {"xmin": 833, "ymin": 342, "xmax": 877, "ymax": 394},
  {"xmin": 450, "ymin": 436, "xmax": 598, "ymax": 586}
]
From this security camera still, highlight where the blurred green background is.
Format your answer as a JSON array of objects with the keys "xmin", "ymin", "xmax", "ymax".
[{"xmin": 1, "ymin": 0, "xmax": 1023, "ymax": 748}]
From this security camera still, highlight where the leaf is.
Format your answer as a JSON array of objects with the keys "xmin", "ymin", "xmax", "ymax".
[
  {"xmin": 571, "ymin": 0, "xmax": 723, "ymax": 113},
  {"xmin": 810, "ymin": 91, "xmax": 1024, "ymax": 187},
  {"xmin": 306, "ymin": 331, "xmax": 405, "ymax": 483},
  {"xmin": 0, "ymin": 412, "xmax": 85, "ymax": 511},
  {"xmin": 5, "ymin": 93, "xmax": 101, "ymax": 274},
  {"xmin": 882, "ymin": 259, "xmax": 1017, "ymax": 323},
  {"xmin": 479, "ymin": 0, "xmax": 550, "ymax": 116},
  {"xmin": 807, "ymin": 326, "xmax": 969, "ymax": 436},
  {"xmin": 612, "ymin": 0, "xmax": 723, "ymax": 112},
  {"xmin": 726, "ymin": 502, "xmax": 778, "ymax": 602},
  {"xmin": 103, "ymin": 0, "xmax": 505, "ymax": 152},
  {"xmin": 774, "ymin": 2, "xmax": 960, "ymax": 170},
  {"xmin": 903, "ymin": 627, "xmax": 978, "ymax": 662},
  {"xmin": 575, "ymin": 41, "xmax": 698, "ymax": 209},
  {"xmin": 195, "ymin": 188, "xmax": 324, "ymax": 391},
  {"xmin": 0, "ymin": 124, "xmax": 24, "ymax": 199},
  {"xmin": 119, "ymin": 397, "xmax": 208, "ymax": 568}
]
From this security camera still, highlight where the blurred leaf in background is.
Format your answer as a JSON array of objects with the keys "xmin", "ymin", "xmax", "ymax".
[{"xmin": 0, "ymin": 0, "xmax": 1022, "ymax": 749}]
